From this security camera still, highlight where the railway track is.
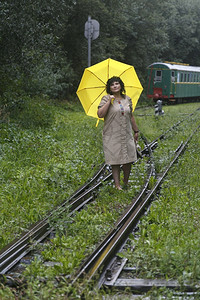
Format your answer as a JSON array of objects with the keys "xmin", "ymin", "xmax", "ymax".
[
  {"xmin": 0, "ymin": 108, "xmax": 199, "ymax": 297},
  {"xmin": 100, "ymin": 125, "xmax": 200, "ymax": 293},
  {"xmin": 71, "ymin": 124, "xmax": 200, "ymax": 292},
  {"xmin": 0, "ymin": 163, "xmax": 112, "ymax": 277},
  {"xmin": 0, "ymin": 137, "xmax": 152, "ymax": 287}
]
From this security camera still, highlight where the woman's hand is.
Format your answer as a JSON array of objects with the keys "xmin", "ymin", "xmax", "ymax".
[
  {"xmin": 131, "ymin": 115, "xmax": 139, "ymax": 141},
  {"xmin": 97, "ymin": 96, "xmax": 113, "ymax": 118},
  {"xmin": 134, "ymin": 131, "xmax": 139, "ymax": 141}
]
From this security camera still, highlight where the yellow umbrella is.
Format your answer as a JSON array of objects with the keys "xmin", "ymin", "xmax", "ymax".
[{"xmin": 76, "ymin": 58, "xmax": 143, "ymax": 122}]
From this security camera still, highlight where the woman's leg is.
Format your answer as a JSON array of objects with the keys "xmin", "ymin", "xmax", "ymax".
[
  {"xmin": 122, "ymin": 163, "xmax": 132, "ymax": 185},
  {"xmin": 111, "ymin": 165, "xmax": 121, "ymax": 189}
]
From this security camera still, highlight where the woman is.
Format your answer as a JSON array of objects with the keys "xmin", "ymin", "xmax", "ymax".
[{"xmin": 97, "ymin": 76, "xmax": 139, "ymax": 190}]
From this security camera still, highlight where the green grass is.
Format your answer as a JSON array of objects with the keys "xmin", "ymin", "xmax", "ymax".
[
  {"xmin": 125, "ymin": 132, "xmax": 200, "ymax": 282},
  {"xmin": 0, "ymin": 98, "xmax": 200, "ymax": 299},
  {"xmin": 135, "ymin": 102, "xmax": 200, "ymax": 141},
  {"xmin": 0, "ymin": 97, "xmax": 104, "ymax": 249},
  {"xmin": 122, "ymin": 107, "xmax": 200, "ymax": 298}
]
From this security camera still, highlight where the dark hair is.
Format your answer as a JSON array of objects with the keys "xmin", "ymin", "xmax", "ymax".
[{"xmin": 106, "ymin": 76, "xmax": 126, "ymax": 97}]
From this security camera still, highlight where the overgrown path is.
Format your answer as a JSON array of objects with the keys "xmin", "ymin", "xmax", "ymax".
[{"xmin": 0, "ymin": 101, "xmax": 200, "ymax": 299}]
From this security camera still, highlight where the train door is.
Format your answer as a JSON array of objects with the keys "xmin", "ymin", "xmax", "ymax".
[
  {"xmin": 170, "ymin": 71, "xmax": 176, "ymax": 97},
  {"xmin": 153, "ymin": 69, "xmax": 163, "ymax": 99}
]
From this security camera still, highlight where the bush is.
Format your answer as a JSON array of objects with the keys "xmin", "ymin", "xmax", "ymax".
[
  {"xmin": 0, "ymin": 96, "xmax": 55, "ymax": 129},
  {"xmin": 24, "ymin": 52, "xmax": 75, "ymax": 98}
]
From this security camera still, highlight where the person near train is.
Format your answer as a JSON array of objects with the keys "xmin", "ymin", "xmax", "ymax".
[{"xmin": 97, "ymin": 76, "xmax": 139, "ymax": 190}]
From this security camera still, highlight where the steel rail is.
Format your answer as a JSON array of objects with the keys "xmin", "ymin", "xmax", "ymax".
[
  {"xmin": 0, "ymin": 146, "xmax": 144, "ymax": 276},
  {"xmin": 72, "ymin": 140, "xmax": 155, "ymax": 284},
  {"xmin": 101, "ymin": 124, "xmax": 200, "ymax": 292},
  {"xmin": 142, "ymin": 110, "xmax": 197, "ymax": 155},
  {"xmin": 0, "ymin": 109, "xmax": 198, "ymax": 280},
  {"xmin": 0, "ymin": 139, "xmax": 148, "ymax": 276},
  {"xmin": 72, "ymin": 124, "xmax": 200, "ymax": 287},
  {"xmin": 0, "ymin": 164, "xmax": 111, "ymax": 275}
]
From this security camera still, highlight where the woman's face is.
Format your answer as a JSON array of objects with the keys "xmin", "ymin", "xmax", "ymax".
[{"xmin": 110, "ymin": 81, "xmax": 121, "ymax": 94}]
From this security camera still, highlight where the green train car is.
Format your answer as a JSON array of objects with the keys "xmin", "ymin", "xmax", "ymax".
[{"xmin": 147, "ymin": 62, "xmax": 200, "ymax": 102}]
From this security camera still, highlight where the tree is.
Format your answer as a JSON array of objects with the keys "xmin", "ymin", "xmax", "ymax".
[
  {"xmin": 123, "ymin": 0, "xmax": 169, "ymax": 80},
  {"xmin": 162, "ymin": 0, "xmax": 200, "ymax": 66},
  {"xmin": 63, "ymin": 0, "xmax": 132, "ymax": 82},
  {"xmin": 0, "ymin": 0, "xmax": 200, "ymax": 100},
  {"xmin": 0, "ymin": 0, "xmax": 74, "ymax": 98}
]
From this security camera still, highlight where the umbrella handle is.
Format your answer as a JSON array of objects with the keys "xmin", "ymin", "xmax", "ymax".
[
  {"xmin": 96, "ymin": 118, "xmax": 100, "ymax": 127},
  {"xmin": 111, "ymin": 96, "xmax": 115, "ymax": 104}
]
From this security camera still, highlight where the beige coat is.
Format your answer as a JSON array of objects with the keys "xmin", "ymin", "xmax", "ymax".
[{"xmin": 98, "ymin": 95, "xmax": 137, "ymax": 165}]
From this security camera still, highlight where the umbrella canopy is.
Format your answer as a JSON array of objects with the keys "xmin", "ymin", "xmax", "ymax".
[{"xmin": 76, "ymin": 58, "xmax": 143, "ymax": 120}]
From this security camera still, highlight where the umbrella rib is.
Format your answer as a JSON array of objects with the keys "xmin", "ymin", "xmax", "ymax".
[
  {"xmin": 79, "ymin": 86, "xmax": 105, "ymax": 91},
  {"xmin": 87, "ymin": 69, "xmax": 106, "ymax": 85},
  {"xmin": 125, "ymin": 85, "xmax": 143, "ymax": 89},
  {"xmin": 107, "ymin": 59, "xmax": 110, "ymax": 80},
  {"xmin": 77, "ymin": 59, "xmax": 143, "ymax": 118},
  {"xmin": 89, "ymin": 88, "xmax": 106, "ymax": 108},
  {"xmin": 118, "ymin": 66, "xmax": 133, "ymax": 78}
]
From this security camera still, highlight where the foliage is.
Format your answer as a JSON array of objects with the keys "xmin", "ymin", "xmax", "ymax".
[
  {"xmin": 123, "ymin": 105, "xmax": 200, "ymax": 292},
  {"xmin": 126, "ymin": 135, "xmax": 200, "ymax": 284},
  {"xmin": 0, "ymin": 0, "xmax": 74, "ymax": 98},
  {"xmin": 0, "ymin": 284, "xmax": 14, "ymax": 300},
  {"xmin": 1, "ymin": 96, "xmax": 55, "ymax": 128},
  {"xmin": 0, "ymin": 97, "xmax": 104, "ymax": 249},
  {"xmin": 123, "ymin": 0, "xmax": 169, "ymax": 77},
  {"xmin": 162, "ymin": 0, "xmax": 200, "ymax": 65},
  {"xmin": 0, "ymin": 96, "xmax": 148, "ymax": 298},
  {"xmin": 1, "ymin": 0, "xmax": 200, "ymax": 101},
  {"xmin": 0, "ymin": 98, "xmax": 200, "ymax": 298}
]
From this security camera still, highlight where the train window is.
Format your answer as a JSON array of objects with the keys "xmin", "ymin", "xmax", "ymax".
[
  {"xmin": 181, "ymin": 73, "xmax": 184, "ymax": 82},
  {"xmin": 184, "ymin": 73, "xmax": 187, "ymax": 82},
  {"xmin": 194, "ymin": 74, "xmax": 196, "ymax": 82},
  {"xmin": 187, "ymin": 73, "xmax": 190, "ymax": 82},
  {"xmin": 190, "ymin": 73, "xmax": 193, "ymax": 82},
  {"xmin": 155, "ymin": 70, "xmax": 162, "ymax": 81},
  {"xmin": 177, "ymin": 72, "xmax": 180, "ymax": 82},
  {"xmin": 171, "ymin": 71, "xmax": 175, "ymax": 82}
]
